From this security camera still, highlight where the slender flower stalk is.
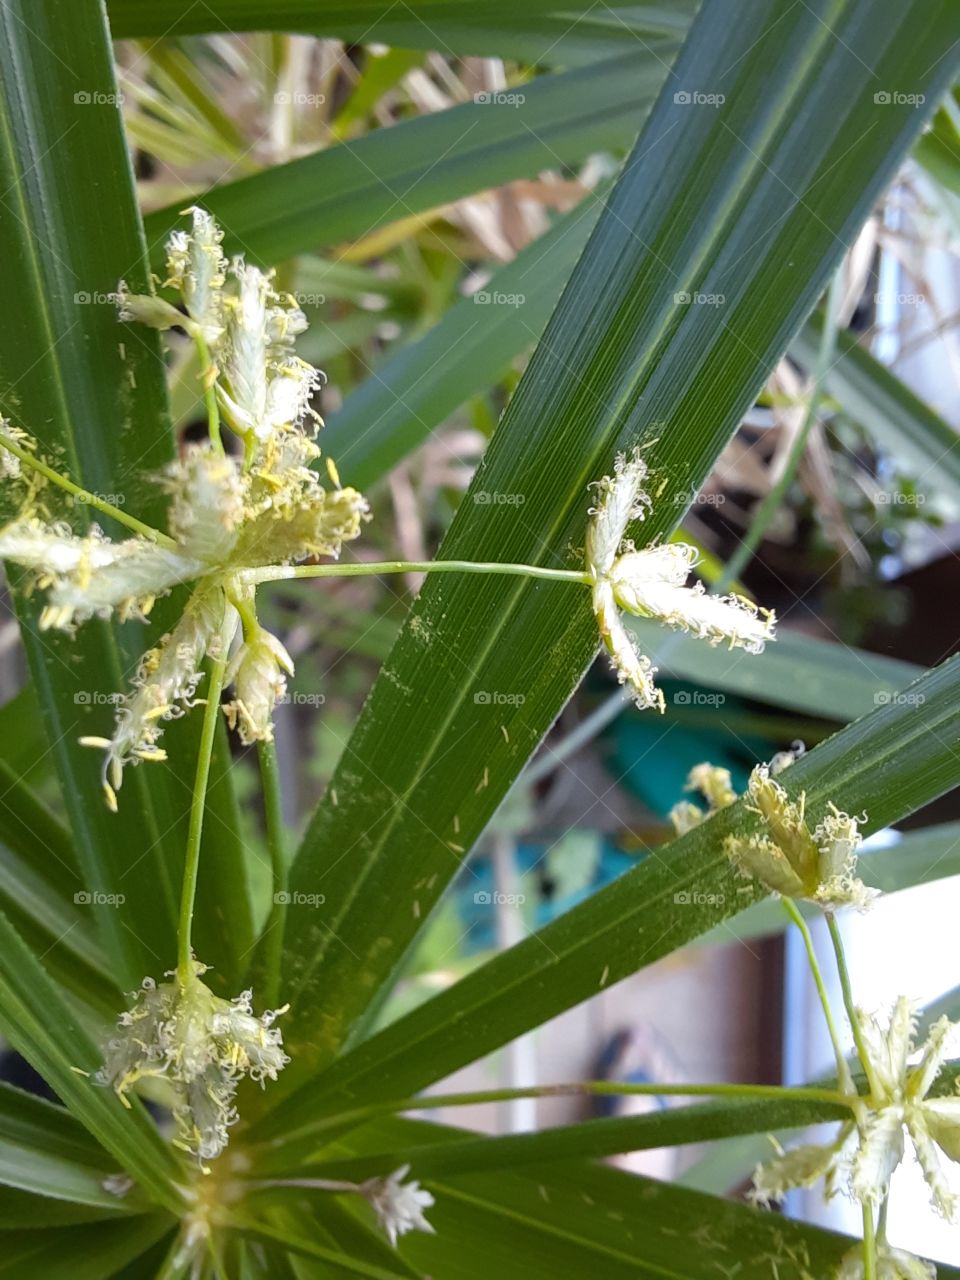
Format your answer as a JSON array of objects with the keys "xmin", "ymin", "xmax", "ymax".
[
  {"xmin": 781, "ymin": 897, "xmax": 855, "ymax": 1094},
  {"xmin": 257, "ymin": 737, "xmax": 288, "ymax": 1009},
  {"xmin": 245, "ymin": 559, "xmax": 591, "ymax": 586},
  {"xmin": 177, "ymin": 607, "xmax": 235, "ymax": 981},
  {"xmin": 253, "ymin": 1079, "xmax": 858, "ymax": 1157},
  {"xmin": 252, "ymin": 1167, "xmax": 435, "ymax": 1248}
]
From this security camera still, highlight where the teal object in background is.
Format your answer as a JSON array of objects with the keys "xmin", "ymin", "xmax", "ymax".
[{"xmin": 452, "ymin": 679, "xmax": 778, "ymax": 949}]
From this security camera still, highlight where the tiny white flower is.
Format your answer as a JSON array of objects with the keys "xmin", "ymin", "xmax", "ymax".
[
  {"xmin": 216, "ymin": 261, "xmax": 318, "ymax": 442},
  {"xmin": 361, "ymin": 1165, "xmax": 436, "ymax": 1248},
  {"xmin": 585, "ymin": 450, "xmax": 774, "ymax": 711}
]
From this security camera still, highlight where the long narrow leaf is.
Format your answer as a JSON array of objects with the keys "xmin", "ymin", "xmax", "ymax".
[
  {"xmin": 262, "ymin": 0, "xmax": 960, "ymax": 1113},
  {"xmin": 142, "ymin": 54, "xmax": 665, "ymax": 269},
  {"xmin": 259, "ymin": 655, "xmax": 960, "ymax": 1141}
]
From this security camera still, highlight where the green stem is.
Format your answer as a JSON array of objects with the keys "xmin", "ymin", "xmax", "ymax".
[
  {"xmin": 723, "ymin": 270, "xmax": 845, "ymax": 584},
  {"xmin": 826, "ymin": 913, "xmax": 879, "ymax": 1098},
  {"xmin": 247, "ymin": 560, "xmax": 592, "ymax": 587},
  {"xmin": 781, "ymin": 898, "xmax": 854, "ymax": 1093},
  {"xmin": 177, "ymin": 605, "xmax": 235, "ymax": 981},
  {"xmin": 862, "ymin": 1201, "xmax": 878, "ymax": 1280},
  {"xmin": 258, "ymin": 738, "xmax": 288, "ymax": 1007},
  {"xmin": 193, "ymin": 333, "xmax": 223, "ymax": 455},
  {"xmin": 0, "ymin": 431, "xmax": 177, "ymax": 548},
  {"xmin": 258, "ymin": 1079, "xmax": 858, "ymax": 1152}
]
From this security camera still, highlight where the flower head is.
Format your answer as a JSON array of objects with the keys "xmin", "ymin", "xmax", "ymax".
[
  {"xmin": 723, "ymin": 766, "xmax": 876, "ymax": 911},
  {"xmin": 361, "ymin": 1165, "xmax": 435, "ymax": 1248},
  {"xmin": 753, "ymin": 999, "xmax": 960, "ymax": 1222},
  {"xmin": 585, "ymin": 450, "xmax": 774, "ymax": 710},
  {"xmin": 97, "ymin": 959, "xmax": 288, "ymax": 1165},
  {"xmin": 0, "ymin": 210, "xmax": 369, "ymax": 807}
]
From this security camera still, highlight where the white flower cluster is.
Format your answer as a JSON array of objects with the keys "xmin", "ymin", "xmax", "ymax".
[
  {"xmin": 98, "ymin": 960, "xmax": 288, "ymax": 1165},
  {"xmin": 0, "ymin": 208, "xmax": 369, "ymax": 809},
  {"xmin": 585, "ymin": 450, "xmax": 775, "ymax": 711},
  {"xmin": 753, "ymin": 999, "xmax": 960, "ymax": 1226},
  {"xmin": 360, "ymin": 1164, "xmax": 436, "ymax": 1248}
]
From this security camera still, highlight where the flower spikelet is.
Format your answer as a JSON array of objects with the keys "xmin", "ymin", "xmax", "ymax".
[
  {"xmin": 361, "ymin": 1165, "xmax": 435, "ymax": 1248},
  {"xmin": 97, "ymin": 959, "xmax": 288, "ymax": 1165},
  {"xmin": 164, "ymin": 206, "xmax": 227, "ymax": 343},
  {"xmin": 585, "ymin": 450, "xmax": 775, "ymax": 712},
  {"xmin": 723, "ymin": 766, "xmax": 875, "ymax": 911},
  {"xmin": 224, "ymin": 624, "xmax": 294, "ymax": 745},
  {"xmin": 669, "ymin": 761, "xmax": 738, "ymax": 835},
  {"xmin": 753, "ymin": 999, "xmax": 960, "ymax": 1222},
  {"xmin": 80, "ymin": 586, "xmax": 227, "ymax": 810},
  {"xmin": 0, "ymin": 517, "xmax": 202, "ymax": 630}
]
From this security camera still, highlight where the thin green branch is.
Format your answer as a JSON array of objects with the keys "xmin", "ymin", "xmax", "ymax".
[
  {"xmin": 862, "ymin": 1200, "xmax": 878, "ymax": 1280},
  {"xmin": 177, "ymin": 602, "xmax": 235, "ymax": 980},
  {"xmin": 254, "ymin": 1078, "xmax": 858, "ymax": 1155},
  {"xmin": 192, "ymin": 332, "xmax": 223, "ymax": 455},
  {"xmin": 247, "ymin": 560, "xmax": 592, "ymax": 587},
  {"xmin": 0, "ymin": 430, "xmax": 177, "ymax": 548},
  {"xmin": 782, "ymin": 898, "xmax": 855, "ymax": 1093},
  {"xmin": 258, "ymin": 738, "xmax": 288, "ymax": 1008},
  {"xmin": 826, "ymin": 913, "xmax": 880, "ymax": 1099}
]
